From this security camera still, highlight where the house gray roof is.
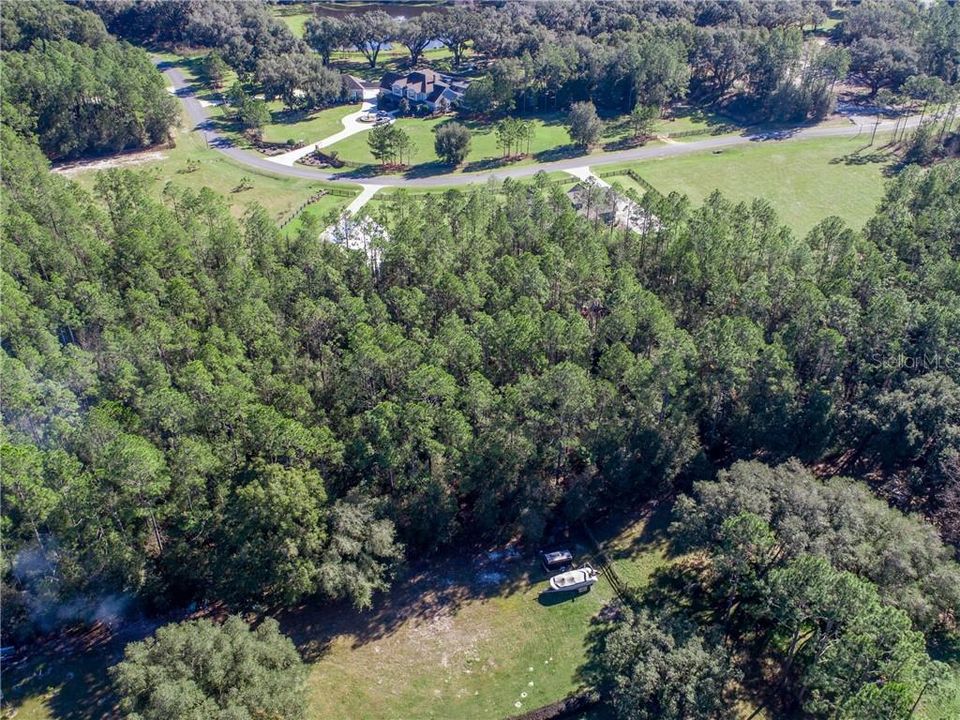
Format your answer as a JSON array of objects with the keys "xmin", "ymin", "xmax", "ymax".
[
  {"xmin": 342, "ymin": 74, "xmax": 365, "ymax": 92},
  {"xmin": 381, "ymin": 69, "xmax": 467, "ymax": 102},
  {"xmin": 380, "ymin": 72, "xmax": 403, "ymax": 90}
]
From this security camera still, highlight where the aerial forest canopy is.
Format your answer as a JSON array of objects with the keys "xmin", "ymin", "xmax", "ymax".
[
  {"xmin": 1, "ymin": 0, "xmax": 178, "ymax": 161},
  {"xmin": 3, "ymin": 96, "xmax": 960, "ymax": 636}
]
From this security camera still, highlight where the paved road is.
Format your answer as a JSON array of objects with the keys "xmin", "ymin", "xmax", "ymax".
[{"xmin": 163, "ymin": 63, "xmax": 917, "ymax": 190}]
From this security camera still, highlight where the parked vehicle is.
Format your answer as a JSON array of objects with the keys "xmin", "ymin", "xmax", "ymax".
[
  {"xmin": 541, "ymin": 549, "xmax": 573, "ymax": 573},
  {"xmin": 547, "ymin": 564, "xmax": 598, "ymax": 594}
]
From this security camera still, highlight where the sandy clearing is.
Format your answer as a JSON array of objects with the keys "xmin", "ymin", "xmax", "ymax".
[{"xmin": 52, "ymin": 150, "xmax": 168, "ymax": 175}]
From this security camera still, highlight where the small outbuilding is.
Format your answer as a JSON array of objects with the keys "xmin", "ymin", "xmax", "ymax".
[{"xmin": 342, "ymin": 74, "xmax": 366, "ymax": 102}]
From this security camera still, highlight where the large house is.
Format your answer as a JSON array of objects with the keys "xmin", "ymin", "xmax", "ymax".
[{"xmin": 379, "ymin": 69, "xmax": 467, "ymax": 111}]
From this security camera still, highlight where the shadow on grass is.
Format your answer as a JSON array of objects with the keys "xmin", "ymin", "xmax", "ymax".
[
  {"xmin": 668, "ymin": 105, "xmax": 741, "ymax": 131},
  {"xmin": 276, "ymin": 545, "xmax": 538, "ymax": 662},
  {"xmin": 592, "ymin": 501, "xmax": 675, "ymax": 567},
  {"xmin": 403, "ymin": 160, "xmax": 458, "ymax": 178},
  {"xmin": 459, "ymin": 156, "xmax": 523, "ymax": 174},
  {"xmin": 601, "ymin": 136, "xmax": 647, "ymax": 152},
  {"xmin": 1, "ymin": 621, "xmax": 161, "ymax": 720},
  {"xmin": 537, "ymin": 589, "xmax": 594, "ymax": 607},
  {"xmin": 829, "ymin": 146, "xmax": 892, "ymax": 166},
  {"xmin": 533, "ymin": 144, "xmax": 585, "ymax": 163}
]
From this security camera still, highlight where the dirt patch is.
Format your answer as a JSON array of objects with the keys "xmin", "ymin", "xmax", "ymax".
[{"xmin": 53, "ymin": 150, "xmax": 168, "ymax": 175}]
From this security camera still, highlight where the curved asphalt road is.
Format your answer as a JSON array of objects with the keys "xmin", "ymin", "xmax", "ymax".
[{"xmin": 163, "ymin": 63, "xmax": 918, "ymax": 189}]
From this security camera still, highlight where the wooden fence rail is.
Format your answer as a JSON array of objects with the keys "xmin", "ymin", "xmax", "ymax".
[
  {"xmin": 581, "ymin": 522, "xmax": 628, "ymax": 601},
  {"xmin": 278, "ymin": 186, "xmax": 362, "ymax": 229},
  {"xmin": 596, "ymin": 168, "xmax": 664, "ymax": 202},
  {"xmin": 278, "ymin": 191, "xmax": 328, "ymax": 229}
]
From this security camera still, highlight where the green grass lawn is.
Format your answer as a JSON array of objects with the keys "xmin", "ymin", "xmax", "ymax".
[
  {"xmin": 5, "ymin": 501, "xmax": 956, "ymax": 720},
  {"xmin": 327, "ymin": 113, "xmax": 585, "ymax": 176},
  {"xmin": 322, "ymin": 113, "xmax": 570, "ymax": 172},
  {"xmin": 279, "ymin": 11, "xmax": 312, "ymax": 37},
  {"xmin": 925, "ymin": 673, "xmax": 960, "ymax": 720},
  {"xmin": 1, "ymin": 511, "xmax": 669, "ymax": 720},
  {"xmin": 204, "ymin": 91, "xmax": 359, "ymax": 148},
  {"xmin": 281, "ymin": 193, "xmax": 357, "ymax": 235},
  {"xmin": 298, "ymin": 512, "xmax": 670, "ymax": 720},
  {"xmin": 593, "ymin": 504, "xmax": 671, "ymax": 589},
  {"xmin": 300, "ymin": 562, "xmax": 612, "ymax": 719},
  {"xmin": 599, "ymin": 106, "xmax": 739, "ymax": 142},
  {"xmin": 596, "ymin": 133, "xmax": 896, "ymax": 236},
  {"xmin": 259, "ymin": 103, "xmax": 361, "ymax": 144},
  {"xmin": 924, "ymin": 639, "xmax": 960, "ymax": 720},
  {"xmin": 370, "ymin": 172, "xmax": 577, "ymax": 201},
  {"xmin": 66, "ymin": 118, "xmax": 354, "ymax": 225}
]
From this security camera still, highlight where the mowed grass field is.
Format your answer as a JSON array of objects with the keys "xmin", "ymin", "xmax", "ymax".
[
  {"xmin": 66, "ymin": 130, "xmax": 356, "ymax": 225},
  {"xmin": 278, "ymin": 11, "xmax": 312, "ymax": 37},
  {"xmin": 1, "ymin": 512, "xmax": 669, "ymax": 720},
  {"xmin": 237, "ymin": 103, "xmax": 360, "ymax": 146},
  {"xmin": 290, "ymin": 510, "xmax": 676, "ymax": 720},
  {"xmin": 325, "ymin": 107, "xmax": 738, "ymax": 176},
  {"xmin": 326, "ymin": 113, "xmax": 578, "ymax": 173},
  {"xmin": 597, "ymin": 133, "xmax": 896, "ymax": 236},
  {"xmin": 4, "ymin": 505, "xmax": 957, "ymax": 720}
]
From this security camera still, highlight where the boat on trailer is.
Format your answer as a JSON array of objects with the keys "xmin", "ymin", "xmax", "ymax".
[{"xmin": 547, "ymin": 564, "xmax": 598, "ymax": 593}]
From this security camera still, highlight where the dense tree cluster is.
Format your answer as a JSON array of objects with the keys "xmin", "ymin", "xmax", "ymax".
[
  {"xmin": 673, "ymin": 461, "xmax": 960, "ymax": 633},
  {"xmin": 588, "ymin": 460, "xmax": 955, "ymax": 720},
  {"xmin": 841, "ymin": 0, "xmax": 960, "ymax": 95},
  {"xmin": 255, "ymin": 52, "xmax": 342, "ymax": 111},
  {"xmin": 5, "ymin": 80, "xmax": 960, "ymax": 638},
  {"xmin": 87, "ymin": 0, "xmax": 344, "ymax": 112},
  {"xmin": 1, "ymin": 0, "xmax": 178, "ymax": 160},
  {"xmin": 81, "ymin": 0, "xmax": 960, "ymax": 125},
  {"xmin": 296, "ymin": 0, "xmax": 955, "ymax": 122},
  {"xmin": 586, "ymin": 607, "xmax": 739, "ymax": 720},
  {"xmin": 111, "ymin": 615, "xmax": 307, "ymax": 720}
]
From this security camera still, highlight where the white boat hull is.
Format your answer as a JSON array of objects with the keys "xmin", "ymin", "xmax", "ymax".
[{"xmin": 547, "ymin": 564, "xmax": 598, "ymax": 593}]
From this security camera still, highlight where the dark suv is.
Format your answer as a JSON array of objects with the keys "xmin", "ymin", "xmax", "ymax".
[{"xmin": 541, "ymin": 549, "xmax": 574, "ymax": 573}]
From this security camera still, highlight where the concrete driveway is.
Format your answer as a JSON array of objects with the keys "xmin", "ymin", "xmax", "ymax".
[{"xmin": 266, "ymin": 88, "xmax": 391, "ymax": 167}]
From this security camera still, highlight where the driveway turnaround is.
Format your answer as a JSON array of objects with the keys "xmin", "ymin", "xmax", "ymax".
[{"xmin": 157, "ymin": 61, "xmax": 922, "ymax": 191}]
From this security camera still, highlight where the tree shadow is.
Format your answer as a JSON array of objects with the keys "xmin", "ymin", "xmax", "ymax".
[
  {"xmin": 667, "ymin": 105, "xmax": 740, "ymax": 131},
  {"xmin": 333, "ymin": 164, "xmax": 385, "ymax": 180},
  {"xmin": 1, "ymin": 620, "xmax": 163, "ymax": 720},
  {"xmin": 402, "ymin": 160, "xmax": 457, "ymax": 178},
  {"xmin": 459, "ymin": 156, "xmax": 518, "ymax": 174},
  {"xmin": 592, "ymin": 501, "xmax": 675, "ymax": 566},
  {"xmin": 275, "ymin": 543, "xmax": 540, "ymax": 662},
  {"xmin": 829, "ymin": 147, "xmax": 892, "ymax": 166},
  {"xmin": 601, "ymin": 136, "xmax": 647, "ymax": 152},
  {"xmin": 533, "ymin": 144, "xmax": 584, "ymax": 163}
]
